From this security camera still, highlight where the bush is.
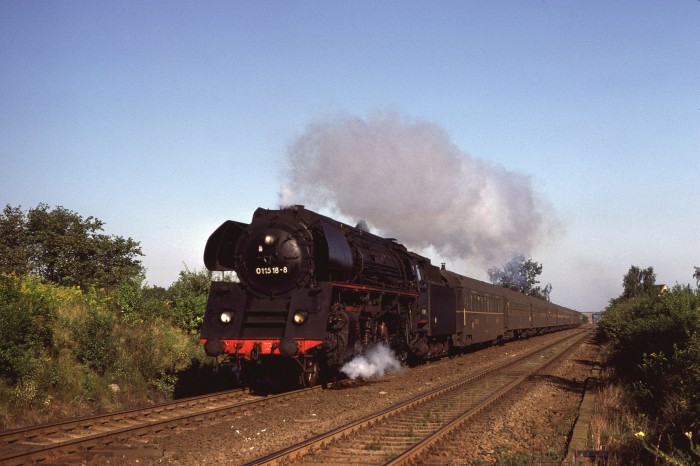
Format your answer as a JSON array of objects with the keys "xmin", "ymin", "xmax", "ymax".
[
  {"xmin": 112, "ymin": 319, "xmax": 204, "ymax": 396},
  {"xmin": 115, "ymin": 268, "xmax": 210, "ymax": 333},
  {"xmin": 0, "ymin": 274, "xmax": 58, "ymax": 384},
  {"xmin": 74, "ymin": 305, "xmax": 115, "ymax": 375},
  {"xmin": 598, "ymin": 285, "xmax": 700, "ymax": 461},
  {"xmin": 167, "ymin": 267, "xmax": 211, "ymax": 332},
  {"xmin": 0, "ymin": 203, "xmax": 215, "ymax": 428},
  {"xmin": 0, "ymin": 272, "xmax": 209, "ymax": 429}
]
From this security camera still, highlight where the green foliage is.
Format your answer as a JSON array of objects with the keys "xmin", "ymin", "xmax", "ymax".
[
  {"xmin": 0, "ymin": 272, "xmax": 209, "ymax": 427},
  {"xmin": 0, "ymin": 204, "xmax": 216, "ymax": 428},
  {"xmin": 0, "ymin": 204, "xmax": 143, "ymax": 290},
  {"xmin": 599, "ymin": 279, "xmax": 700, "ymax": 461},
  {"xmin": 608, "ymin": 265, "xmax": 657, "ymax": 308},
  {"xmin": 0, "ymin": 202, "xmax": 218, "ymax": 429},
  {"xmin": 112, "ymin": 319, "xmax": 203, "ymax": 396},
  {"xmin": 488, "ymin": 254, "xmax": 552, "ymax": 300},
  {"xmin": 0, "ymin": 206, "xmax": 30, "ymax": 274},
  {"xmin": 115, "ymin": 274, "xmax": 145, "ymax": 324},
  {"xmin": 114, "ymin": 267, "xmax": 210, "ymax": 333},
  {"xmin": 634, "ymin": 430, "xmax": 700, "ymax": 466},
  {"xmin": 0, "ymin": 274, "xmax": 57, "ymax": 384},
  {"xmin": 115, "ymin": 273, "xmax": 174, "ymax": 326},
  {"xmin": 167, "ymin": 266, "xmax": 211, "ymax": 332},
  {"xmin": 74, "ymin": 304, "xmax": 115, "ymax": 374}
]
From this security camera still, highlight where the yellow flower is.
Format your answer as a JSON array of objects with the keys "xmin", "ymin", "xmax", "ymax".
[
  {"xmin": 685, "ymin": 431, "xmax": 693, "ymax": 440},
  {"xmin": 635, "ymin": 431, "xmax": 646, "ymax": 439}
]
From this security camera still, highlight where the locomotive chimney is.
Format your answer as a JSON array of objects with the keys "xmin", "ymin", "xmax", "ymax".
[{"xmin": 441, "ymin": 262, "xmax": 446, "ymax": 270}]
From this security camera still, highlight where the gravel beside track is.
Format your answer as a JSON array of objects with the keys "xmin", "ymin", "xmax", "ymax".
[{"xmin": 91, "ymin": 327, "xmax": 598, "ymax": 465}]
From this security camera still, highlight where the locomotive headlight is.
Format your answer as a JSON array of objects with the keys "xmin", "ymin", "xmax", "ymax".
[
  {"xmin": 292, "ymin": 310, "xmax": 308, "ymax": 325},
  {"xmin": 220, "ymin": 311, "xmax": 233, "ymax": 324},
  {"xmin": 264, "ymin": 234, "xmax": 276, "ymax": 245}
]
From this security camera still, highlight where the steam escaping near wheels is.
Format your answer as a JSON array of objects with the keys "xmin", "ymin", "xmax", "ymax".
[
  {"xmin": 340, "ymin": 344, "xmax": 403, "ymax": 380},
  {"xmin": 201, "ymin": 205, "xmax": 580, "ymax": 390}
]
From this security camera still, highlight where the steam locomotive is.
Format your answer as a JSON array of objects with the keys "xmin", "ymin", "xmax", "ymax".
[{"xmin": 200, "ymin": 205, "xmax": 580, "ymax": 388}]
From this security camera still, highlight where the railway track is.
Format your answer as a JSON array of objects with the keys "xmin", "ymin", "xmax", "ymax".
[
  {"xmin": 0, "ymin": 384, "xmax": 319, "ymax": 465},
  {"xmin": 0, "ymin": 329, "xmax": 588, "ymax": 464},
  {"xmin": 245, "ymin": 328, "xmax": 591, "ymax": 466}
]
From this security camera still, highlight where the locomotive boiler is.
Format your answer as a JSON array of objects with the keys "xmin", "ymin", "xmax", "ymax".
[{"xmin": 200, "ymin": 205, "xmax": 580, "ymax": 388}]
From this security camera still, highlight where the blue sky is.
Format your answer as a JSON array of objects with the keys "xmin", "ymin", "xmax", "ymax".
[{"xmin": 1, "ymin": 1, "xmax": 698, "ymax": 311}]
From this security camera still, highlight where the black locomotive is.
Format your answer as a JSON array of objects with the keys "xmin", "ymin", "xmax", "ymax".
[{"xmin": 200, "ymin": 205, "xmax": 580, "ymax": 387}]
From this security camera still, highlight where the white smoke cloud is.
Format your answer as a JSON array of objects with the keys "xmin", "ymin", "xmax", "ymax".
[
  {"xmin": 340, "ymin": 344, "xmax": 402, "ymax": 380},
  {"xmin": 279, "ymin": 110, "xmax": 561, "ymax": 269}
]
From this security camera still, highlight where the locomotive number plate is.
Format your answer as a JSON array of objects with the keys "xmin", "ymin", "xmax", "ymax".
[{"xmin": 255, "ymin": 266, "xmax": 289, "ymax": 275}]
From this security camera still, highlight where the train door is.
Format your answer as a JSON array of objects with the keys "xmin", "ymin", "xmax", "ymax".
[
  {"xmin": 462, "ymin": 290, "xmax": 474, "ymax": 344},
  {"xmin": 429, "ymin": 284, "xmax": 456, "ymax": 336},
  {"xmin": 468, "ymin": 291, "xmax": 491, "ymax": 344}
]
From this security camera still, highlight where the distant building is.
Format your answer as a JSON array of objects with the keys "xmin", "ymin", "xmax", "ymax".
[{"xmin": 654, "ymin": 284, "xmax": 669, "ymax": 295}]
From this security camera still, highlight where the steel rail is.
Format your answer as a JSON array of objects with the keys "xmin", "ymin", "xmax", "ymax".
[
  {"xmin": 387, "ymin": 329, "xmax": 591, "ymax": 465},
  {"xmin": 0, "ymin": 384, "xmax": 321, "ymax": 465},
  {"xmin": 245, "ymin": 328, "xmax": 590, "ymax": 466}
]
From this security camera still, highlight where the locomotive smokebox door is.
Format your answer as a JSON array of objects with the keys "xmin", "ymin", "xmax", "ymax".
[{"xmin": 234, "ymin": 212, "xmax": 315, "ymax": 298}]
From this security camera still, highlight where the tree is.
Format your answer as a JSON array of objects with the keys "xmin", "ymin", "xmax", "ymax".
[
  {"xmin": 694, "ymin": 266, "xmax": 700, "ymax": 287},
  {"xmin": 0, "ymin": 205, "xmax": 31, "ymax": 275},
  {"xmin": 0, "ymin": 204, "xmax": 143, "ymax": 289},
  {"xmin": 488, "ymin": 254, "xmax": 552, "ymax": 300},
  {"xmin": 621, "ymin": 265, "xmax": 656, "ymax": 300}
]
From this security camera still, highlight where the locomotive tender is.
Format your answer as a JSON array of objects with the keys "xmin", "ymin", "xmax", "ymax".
[{"xmin": 200, "ymin": 205, "xmax": 580, "ymax": 387}]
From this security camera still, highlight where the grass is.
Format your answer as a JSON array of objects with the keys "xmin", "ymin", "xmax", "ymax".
[
  {"xmin": 585, "ymin": 362, "xmax": 653, "ymax": 465},
  {"xmin": 0, "ymin": 274, "xmax": 210, "ymax": 431}
]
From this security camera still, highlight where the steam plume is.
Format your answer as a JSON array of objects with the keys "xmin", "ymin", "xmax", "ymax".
[
  {"xmin": 340, "ymin": 344, "xmax": 402, "ymax": 380},
  {"xmin": 279, "ymin": 111, "xmax": 559, "ymax": 269}
]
